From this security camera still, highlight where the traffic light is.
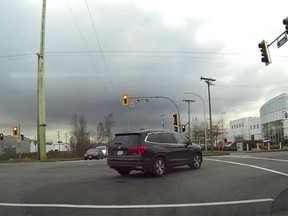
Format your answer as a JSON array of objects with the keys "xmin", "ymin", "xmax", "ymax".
[
  {"xmin": 122, "ymin": 94, "xmax": 129, "ymax": 106},
  {"xmin": 0, "ymin": 133, "xmax": 3, "ymax": 140},
  {"xmin": 182, "ymin": 125, "xmax": 186, "ymax": 132},
  {"xmin": 13, "ymin": 125, "xmax": 19, "ymax": 137},
  {"xmin": 21, "ymin": 134, "xmax": 24, "ymax": 141},
  {"xmin": 173, "ymin": 113, "xmax": 178, "ymax": 132},
  {"xmin": 258, "ymin": 40, "xmax": 271, "ymax": 66},
  {"xmin": 173, "ymin": 113, "xmax": 178, "ymax": 126},
  {"xmin": 283, "ymin": 17, "xmax": 288, "ymax": 33}
]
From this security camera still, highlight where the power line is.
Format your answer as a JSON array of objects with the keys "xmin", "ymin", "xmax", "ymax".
[
  {"xmin": 66, "ymin": 0, "xmax": 117, "ymax": 112},
  {"xmin": 84, "ymin": 0, "xmax": 118, "ymax": 110},
  {"xmin": 2, "ymin": 51, "xmax": 288, "ymax": 61}
]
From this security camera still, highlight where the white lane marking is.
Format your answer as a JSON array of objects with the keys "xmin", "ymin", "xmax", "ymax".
[
  {"xmin": 206, "ymin": 158, "xmax": 288, "ymax": 177},
  {"xmin": 0, "ymin": 198, "xmax": 273, "ymax": 209},
  {"xmin": 215, "ymin": 155, "xmax": 288, "ymax": 163}
]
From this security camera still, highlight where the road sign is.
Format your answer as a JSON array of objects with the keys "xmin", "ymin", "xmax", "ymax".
[{"xmin": 277, "ymin": 34, "xmax": 288, "ymax": 48}]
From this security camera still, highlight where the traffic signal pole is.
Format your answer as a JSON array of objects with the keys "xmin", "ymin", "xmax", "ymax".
[
  {"xmin": 129, "ymin": 96, "xmax": 182, "ymax": 132},
  {"xmin": 267, "ymin": 31, "xmax": 287, "ymax": 48},
  {"xmin": 37, "ymin": 0, "xmax": 47, "ymax": 160}
]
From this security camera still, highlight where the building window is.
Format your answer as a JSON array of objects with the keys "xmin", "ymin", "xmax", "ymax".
[
  {"xmin": 242, "ymin": 123, "xmax": 244, "ymax": 127},
  {"xmin": 257, "ymin": 124, "xmax": 259, "ymax": 129}
]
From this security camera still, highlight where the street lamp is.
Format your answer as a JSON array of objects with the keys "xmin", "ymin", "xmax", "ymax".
[
  {"xmin": 183, "ymin": 99, "xmax": 195, "ymax": 142},
  {"xmin": 160, "ymin": 114, "xmax": 165, "ymax": 129},
  {"xmin": 185, "ymin": 92, "xmax": 207, "ymax": 150}
]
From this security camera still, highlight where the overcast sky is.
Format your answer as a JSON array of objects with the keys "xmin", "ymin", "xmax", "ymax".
[{"xmin": 1, "ymin": 0, "xmax": 288, "ymax": 142}]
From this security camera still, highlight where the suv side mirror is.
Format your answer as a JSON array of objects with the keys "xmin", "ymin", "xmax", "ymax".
[{"xmin": 187, "ymin": 140, "xmax": 192, "ymax": 145}]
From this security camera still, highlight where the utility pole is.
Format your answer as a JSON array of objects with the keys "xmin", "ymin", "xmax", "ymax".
[
  {"xmin": 183, "ymin": 99, "xmax": 195, "ymax": 142},
  {"xmin": 201, "ymin": 77, "xmax": 216, "ymax": 151},
  {"xmin": 37, "ymin": 0, "xmax": 47, "ymax": 160}
]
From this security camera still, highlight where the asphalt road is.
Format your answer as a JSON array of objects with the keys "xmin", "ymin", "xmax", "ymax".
[{"xmin": 0, "ymin": 151, "xmax": 287, "ymax": 216}]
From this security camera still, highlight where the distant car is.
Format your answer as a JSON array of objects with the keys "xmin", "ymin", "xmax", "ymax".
[
  {"xmin": 84, "ymin": 148, "xmax": 104, "ymax": 160},
  {"xmin": 96, "ymin": 146, "xmax": 107, "ymax": 157},
  {"xmin": 107, "ymin": 129, "xmax": 202, "ymax": 177}
]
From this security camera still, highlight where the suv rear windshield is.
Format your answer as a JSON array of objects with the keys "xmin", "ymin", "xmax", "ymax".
[{"xmin": 112, "ymin": 133, "xmax": 141, "ymax": 147}]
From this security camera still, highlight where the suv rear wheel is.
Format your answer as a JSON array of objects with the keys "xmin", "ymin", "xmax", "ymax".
[{"xmin": 152, "ymin": 157, "xmax": 166, "ymax": 177}]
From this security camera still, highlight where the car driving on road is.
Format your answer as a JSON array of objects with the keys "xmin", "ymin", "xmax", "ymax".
[
  {"xmin": 107, "ymin": 129, "xmax": 202, "ymax": 177},
  {"xmin": 84, "ymin": 148, "xmax": 104, "ymax": 160}
]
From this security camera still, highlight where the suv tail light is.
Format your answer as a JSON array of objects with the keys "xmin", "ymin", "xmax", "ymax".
[
  {"xmin": 108, "ymin": 147, "xmax": 113, "ymax": 155},
  {"xmin": 128, "ymin": 146, "xmax": 147, "ymax": 154}
]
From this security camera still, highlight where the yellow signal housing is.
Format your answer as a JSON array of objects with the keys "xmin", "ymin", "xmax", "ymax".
[
  {"xmin": 122, "ymin": 94, "xmax": 129, "ymax": 106},
  {"xmin": 12, "ymin": 125, "xmax": 20, "ymax": 137}
]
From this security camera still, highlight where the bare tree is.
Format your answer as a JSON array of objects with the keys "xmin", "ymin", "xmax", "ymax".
[
  {"xmin": 191, "ymin": 122, "xmax": 207, "ymax": 144},
  {"xmin": 97, "ymin": 113, "xmax": 115, "ymax": 143},
  {"xmin": 70, "ymin": 114, "xmax": 90, "ymax": 157}
]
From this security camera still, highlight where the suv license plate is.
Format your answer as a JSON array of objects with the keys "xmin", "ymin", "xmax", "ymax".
[{"xmin": 117, "ymin": 150, "xmax": 123, "ymax": 155}]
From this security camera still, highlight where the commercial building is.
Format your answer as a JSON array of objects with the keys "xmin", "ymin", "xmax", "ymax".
[
  {"xmin": 228, "ymin": 117, "xmax": 261, "ymax": 142},
  {"xmin": 227, "ymin": 93, "xmax": 288, "ymax": 143},
  {"xmin": 260, "ymin": 93, "xmax": 288, "ymax": 142}
]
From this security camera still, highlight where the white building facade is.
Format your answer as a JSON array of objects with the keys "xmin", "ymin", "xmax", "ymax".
[
  {"xmin": 226, "ymin": 93, "xmax": 288, "ymax": 143},
  {"xmin": 228, "ymin": 117, "xmax": 261, "ymax": 142}
]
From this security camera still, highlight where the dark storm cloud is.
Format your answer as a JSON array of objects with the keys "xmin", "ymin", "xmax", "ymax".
[{"xmin": 1, "ymin": 0, "xmax": 288, "ymax": 141}]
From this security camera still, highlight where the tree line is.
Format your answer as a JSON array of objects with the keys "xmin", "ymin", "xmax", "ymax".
[
  {"xmin": 69, "ymin": 113, "xmax": 227, "ymax": 156},
  {"xmin": 69, "ymin": 113, "xmax": 114, "ymax": 157}
]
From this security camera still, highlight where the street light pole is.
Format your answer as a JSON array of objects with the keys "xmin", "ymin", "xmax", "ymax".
[
  {"xmin": 160, "ymin": 114, "xmax": 165, "ymax": 129},
  {"xmin": 200, "ymin": 77, "xmax": 216, "ymax": 151},
  {"xmin": 183, "ymin": 100, "xmax": 195, "ymax": 142},
  {"xmin": 184, "ymin": 92, "xmax": 207, "ymax": 151},
  {"xmin": 130, "ymin": 96, "xmax": 181, "ymax": 132}
]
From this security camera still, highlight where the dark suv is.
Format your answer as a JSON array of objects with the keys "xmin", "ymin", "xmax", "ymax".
[{"xmin": 107, "ymin": 129, "xmax": 202, "ymax": 177}]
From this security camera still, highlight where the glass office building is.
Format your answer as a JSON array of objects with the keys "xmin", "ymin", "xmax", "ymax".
[{"xmin": 260, "ymin": 93, "xmax": 288, "ymax": 142}]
